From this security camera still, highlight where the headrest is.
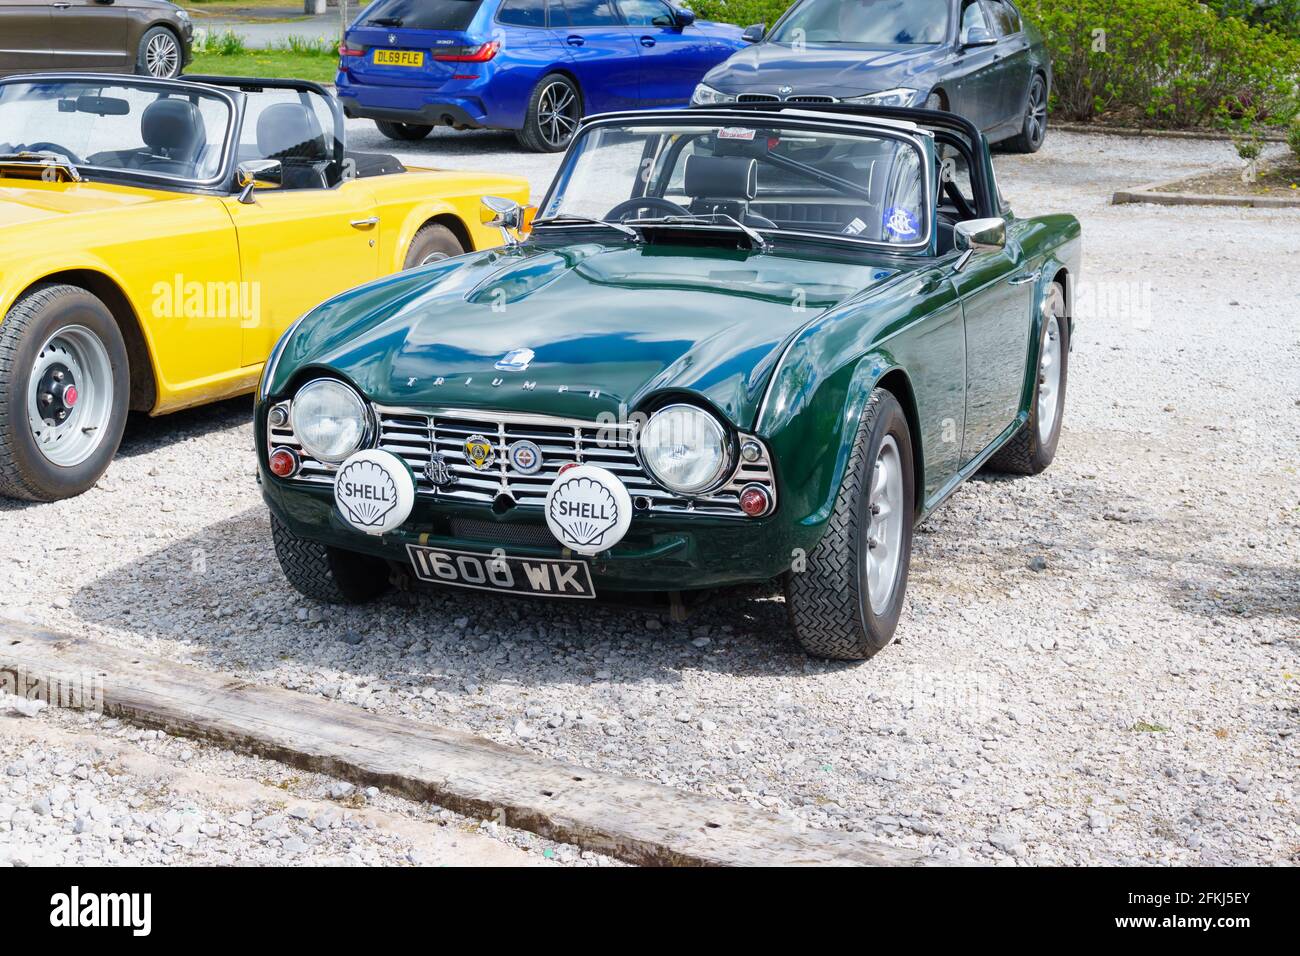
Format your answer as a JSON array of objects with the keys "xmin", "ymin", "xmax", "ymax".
[
  {"xmin": 256, "ymin": 102, "xmax": 327, "ymax": 161},
  {"xmin": 684, "ymin": 154, "xmax": 758, "ymax": 201},
  {"xmin": 141, "ymin": 98, "xmax": 206, "ymax": 157}
]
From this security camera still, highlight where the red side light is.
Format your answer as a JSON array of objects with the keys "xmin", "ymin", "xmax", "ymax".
[
  {"xmin": 739, "ymin": 485, "xmax": 770, "ymax": 517},
  {"xmin": 432, "ymin": 40, "xmax": 499, "ymax": 62},
  {"xmin": 269, "ymin": 447, "xmax": 299, "ymax": 478},
  {"xmin": 557, "ymin": 462, "xmax": 579, "ymax": 475}
]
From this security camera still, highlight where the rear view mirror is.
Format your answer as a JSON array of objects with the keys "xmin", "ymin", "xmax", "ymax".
[
  {"xmin": 671, "ymin": 7, "xmax": 695, "ymax": 28},
  {"xmin": 75, "ymin": 94, "xmax": 130, "ymax": 116},
  {"xmin": 741, "ymin": 23, "xmax": 766, "ymax": 43}
]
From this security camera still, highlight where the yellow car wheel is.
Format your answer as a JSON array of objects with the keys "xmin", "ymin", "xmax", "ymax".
[
  {"xmin": 0, "ymin": 284, "xmax": 130, "ymax": 502},
  {"xmin": 403, "ymin": 223, "xmax": 464, "ymax": 269}
]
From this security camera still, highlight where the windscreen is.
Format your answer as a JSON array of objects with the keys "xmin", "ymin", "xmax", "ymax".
[
  {"xmin": 543, "ymin": 121, "xmax": 929, "ymax": 247},
  {"xmin": 770, "ymin": 0, "xmax": 950, "ymax": 45},
  {"xmin": 0, "ymin": 79, "xmax": 231, "ymax": 183}
]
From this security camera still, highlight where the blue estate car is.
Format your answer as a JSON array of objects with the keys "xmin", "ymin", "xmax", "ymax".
[{"xmin": 337, "ymin": 0, "xmax": 746, "ymax": 151}]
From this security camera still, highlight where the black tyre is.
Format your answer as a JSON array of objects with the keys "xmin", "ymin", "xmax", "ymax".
[
  {"xmin": 375, "ymin": 120, "xmax": 434, "ymax": 142},
  {"xmin": 403, "ymin": 222, "xmax": 465, "ymax": 269},
  {"xmin": 986, "ymin": 282, "xmax": 1068, "ymax": 475},
  {"xmin": 270, "ymin": 513, "xmax": 391, "ymax": 603},
  {"xmin": 1004, "ymin": 73, "xmax": 1048, "ymax": 153},
  {"xmin": 0, "ymin": 284, "xmax": 130, "ymax": 502},
  {"xmin": 516, "ymin": 73, "xmax": 581, "ymax": 153},
  {"xmin": 785, "ymin": 388, "xmax": 915, "ymax": 661},
  {"xmin": 137, "ymin": 26, "xmax": 183, "ymax": 78}
]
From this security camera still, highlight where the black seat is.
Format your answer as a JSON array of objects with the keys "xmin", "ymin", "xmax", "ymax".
[
  {"xmin": 256, "ymin": 102, "xmax": 331, "ymax": 189},
  {"xmin": 139, "ymin": 98, "xmax": 207, "ymax": 175}
]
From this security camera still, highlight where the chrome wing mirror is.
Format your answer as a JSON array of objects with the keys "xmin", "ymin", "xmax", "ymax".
[
  {"xmin": 480, "ymin": 195, "xmax": 536, "ymax": 246},
  {"xmin": 236, "ymin": 159, "xmax": 283, "ymax": 204},
  {"xmin": 952, "ymin": 217, "xmax": 1007, "ymax": 272}
]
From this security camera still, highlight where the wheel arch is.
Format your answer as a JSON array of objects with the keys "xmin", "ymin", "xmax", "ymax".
[
  {"xmin": 873, "ymin": 366, "xmax": 925, "ymax": 520},
  {"xmin": 423, "ymin": 213, "xmax": 474, "ymax": 255},
  {"xmin": 8, "ymin": 270, "xmax": 157, "ymax": 412}
]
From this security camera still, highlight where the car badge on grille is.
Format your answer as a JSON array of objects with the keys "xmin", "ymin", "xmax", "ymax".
[
  {"xmin": 494, "ymin": 348, "xmax": 534, "ymax": 372},
  {"xmin": 779, "ymin": 85, "xmax": 793, "ymax": 95},
  {"xmin": 464, "ymin": 434, "xmax": 495, "ymax": 471},
  {"xmin": 388, "ymin": 33, "xmax": 397, "ymax": 44},
  {"xmin": 508, "ymin": 440, "xmax": 543, "ymax": 475},
  {"xmin": 425, "ymin": 453, "xmax": 457, "ymax": 488}
]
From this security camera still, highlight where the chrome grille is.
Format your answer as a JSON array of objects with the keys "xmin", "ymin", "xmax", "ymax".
[
  {"xmin": 267, "ymin": 403, "xmax": 777, "ymax": 518},
  {"xmin": 786, "ymin": 95, "xmax": 838, "ymax": 104},
  {"xmin": 737, "ymin": 93, "xmax": 781, "ymax": 103}
]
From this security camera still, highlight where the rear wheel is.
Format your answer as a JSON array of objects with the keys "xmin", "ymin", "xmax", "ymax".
[
  {"xmin": 375, "ymin": 120, "xmax": 434, "ymax": 142},
  {"xmin": 986, "ymin": 282, "xmax": 1068, "ymax": 474},
  {"xmin": 270, "ymin": 513, "xmax": 391, "ymax": 603},
  {"xmin": 0, "ymin": 284, "xmax": 129, "ymax": 502},
  {"xmin": 137, "ymin": 26, "xmax": 183, "ymax": 79},
  {"xmin": 1004, "ymin": 73, "xmax": 1048, "ymax": 153},
  {"xmin": 516, "ymin": 73, "xmax": 581, "ymax": 153},
  {"xmin": 785, "ymin": 388, "xmax": 915, "ymax": 660},
  {"xmin": 403, "ymin": 223, "xmax": 465, "ymax": 269}
]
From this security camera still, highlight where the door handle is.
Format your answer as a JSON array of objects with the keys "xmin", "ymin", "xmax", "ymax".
[
  {"xmin": 51, "ymin": 2, "xmax": 71, "ymax": 7},
  {"xmin": 1007, "ymin": 269, "xmax": 1040, "ymax": 286},
  {"xmin": 566, "ymin": 35, "xmax": 585, "ymax": 46},
  {"xmin": 639, "ymin": 35, "xmax": 656, "ymax": 47},
  {"xmin": 350, "ymin": 217, "xmax": 379, "ymax": 228}
]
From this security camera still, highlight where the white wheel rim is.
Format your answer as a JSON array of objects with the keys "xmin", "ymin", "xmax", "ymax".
[
  {"xmin": 864, "ymin": 434, "xmax": 905, "ymax": 616},
  {"xmin": 418, "ymin": 251, "xmax": 449, "ymax": 266},
  {"xmin": 1036, "ymin": 290, "xmax": 1064, "ymax": 444},
  {"xmin": 146, "ymin": 34, "xmax": 180, "ymax": 77},
  {"xmin": 27, "ymin": 325, "xmax": 114, "ymax": 467}
]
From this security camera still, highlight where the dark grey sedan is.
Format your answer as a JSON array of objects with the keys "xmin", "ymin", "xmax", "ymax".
[
  {"xmin": 692, "ymin": 0, "xmax": 1050, "ymax": 152},
  {"xmin": 0, "ymin": 0, "xmax": 193, "ymax": 79}
]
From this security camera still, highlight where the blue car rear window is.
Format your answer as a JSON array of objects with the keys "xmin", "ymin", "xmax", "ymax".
[
  {"xmin": 498, "ymin": 0, "xmax": 546, "ymax": 27},
  {"xmin": 362, "ymin": 0, "xmax": 484, "ymax": 30}
]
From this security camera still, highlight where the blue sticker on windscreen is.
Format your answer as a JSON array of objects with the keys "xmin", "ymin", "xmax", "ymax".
[{"xmin": 883, "ymin": 207, "xmax": 919, "ymax": 240}]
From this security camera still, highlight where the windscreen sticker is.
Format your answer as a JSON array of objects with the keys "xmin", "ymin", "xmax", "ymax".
[
  {"xmin": 883, "ymin": 206, "xmax": 920, "ymax": 240},
  {"xmin": 717, "ymin": 127, "xmax": 756, "ymax": 141},
  {"xmin": 842, "ymin": 217, "xmax": 868, "ymax": 236}
]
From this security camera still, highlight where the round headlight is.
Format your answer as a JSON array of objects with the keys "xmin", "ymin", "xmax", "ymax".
[
  {"xmin": 639, "ymin": 404, "xmax": 729, "ymax": 495},
  {"xmin": 290, "ymin": 379, "xmax": 369, "ymax": 464}
]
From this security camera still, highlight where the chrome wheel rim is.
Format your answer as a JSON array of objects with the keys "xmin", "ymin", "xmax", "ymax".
[
  {"xmin": 145, "ymin": 33, "xmax": 180, "ymax": 78},
  {"xmin": 418, "ymin": 251, "xmax": 450, "ymax": 266},
  {"xmin": 1036, "ymin": 294, "xmax": 1063, "ymax": 444},
  {"xmin": 27, "ymin": 325, "xmax": 114, "ymax": 468},
  {"xmin": 537, "ymin": 81, "xmax": 579, "ymax": 149},
  {"xmin": 865, "ymin": 434, "xmax": 905, "ymax": 616},
  {"xmin": 1026, "ymin": 79, "xmax": 1047, "ymax": 145}
]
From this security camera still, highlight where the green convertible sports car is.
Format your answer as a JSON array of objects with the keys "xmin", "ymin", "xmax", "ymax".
[{"xmin": 257, "ymin": 103, "xmax": 1081, "ymax": 660}]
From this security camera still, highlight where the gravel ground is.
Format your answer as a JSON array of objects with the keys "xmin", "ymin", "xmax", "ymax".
[
  {"xmin": 1, "ymin": 128, "xmax": 1297, "ymax": 866},
  {"xmin": 0, "ymin": 694, "xmax": 614, "ymax": 866}
]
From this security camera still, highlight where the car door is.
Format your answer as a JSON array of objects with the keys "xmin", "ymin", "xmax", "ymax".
[
  {"xmin": 548, "ymin": 0, "xmax": 642, "ymax": 112},
  {"xmin": 948, "ymin": 0, "xmax": 999, "ymax": 131},
  {"xmin": 980, "ymin": 0, "xmax": 1031, "ymax": 130},
  {"xmin": 49, "ymin": 0, "xmax": 130, "ymax": 71},
  {"xmin": 951, "ymin": 228, "xmax": 1037, "ymax": 464},
  {"xmin": 0, "ymin": 0, "xmax": 53, "ymax": 74},
  {"xmin": 224, "ymin": 183, "xmax": 382, "ymax": 367},
  {"xmin": 614, "ymin": 0, "xmax": 714, "ymax": 106}
]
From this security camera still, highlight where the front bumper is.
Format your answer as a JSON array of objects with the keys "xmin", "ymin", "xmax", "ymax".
[{"xmin": 262, "ymin": 474, "xmax": 801, "ymax": 593}]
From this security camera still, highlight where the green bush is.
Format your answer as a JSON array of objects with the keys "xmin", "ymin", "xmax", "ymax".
[
  {"xmin": 1019, "ymin": 0, "xmax": 1300, "ymax": 128},
  {"xmin": 1204, "ymin": 0, "xmax": 1300, "ymax": 41},
  {"xmin": 1288, "ymin": 119, "xmax": 1300, "ymax": 161},
  {"xmin": 689, "ymin": 0, "xmax": 793, "ymax": 29}
]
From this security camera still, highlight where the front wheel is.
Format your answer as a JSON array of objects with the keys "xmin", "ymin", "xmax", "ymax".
[
  {"xmin": 375, "ymin": 120, "xmax": 434, "ymax": 142},
  {"xmin": 1004, "ymin": 73, "xmax": 1048, "ymax": 153},
  {"xmin": 986, "ymin": 282, "xmax": 1068, "ymax": 474},
  {"xmin": 403, "ymin": 222, "xmax": 465, "ymax": 269},
  {"xmin": 137, "ymin": 27, "xmax": 183, "ymax": 78},
  {"xmin": 0, "ymin": 285, "xmax": 129, "ymax": 502},
  {"xmin": 785, "ymin": 388, "xmax": 915, "ymax": 661},
  {"xmin": 270, "ymin": 513, "xmax": 391, "ymax": 604},
  {"xmin": 516, "ymin": 73, "xmax": 581, "ymax": 153}
]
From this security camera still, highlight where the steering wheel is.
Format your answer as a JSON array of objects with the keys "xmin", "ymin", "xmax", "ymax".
[
  {"xmin": 23, "ymin": 142, "xmax": 85, "ymax": 165},
  {"xmin": 606, "ymin": 196, "xmax": 693, "ymax": 222}
]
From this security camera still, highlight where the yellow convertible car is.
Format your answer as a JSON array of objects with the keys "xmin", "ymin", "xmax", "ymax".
[{"xmin": 0, "ymin": 73, "xmax": 528, "ymax": 501}]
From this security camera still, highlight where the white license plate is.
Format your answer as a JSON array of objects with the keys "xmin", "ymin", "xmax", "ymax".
[{"xmin": 406, "ymin": 545, "xmax": 595, "ymax": 599}]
